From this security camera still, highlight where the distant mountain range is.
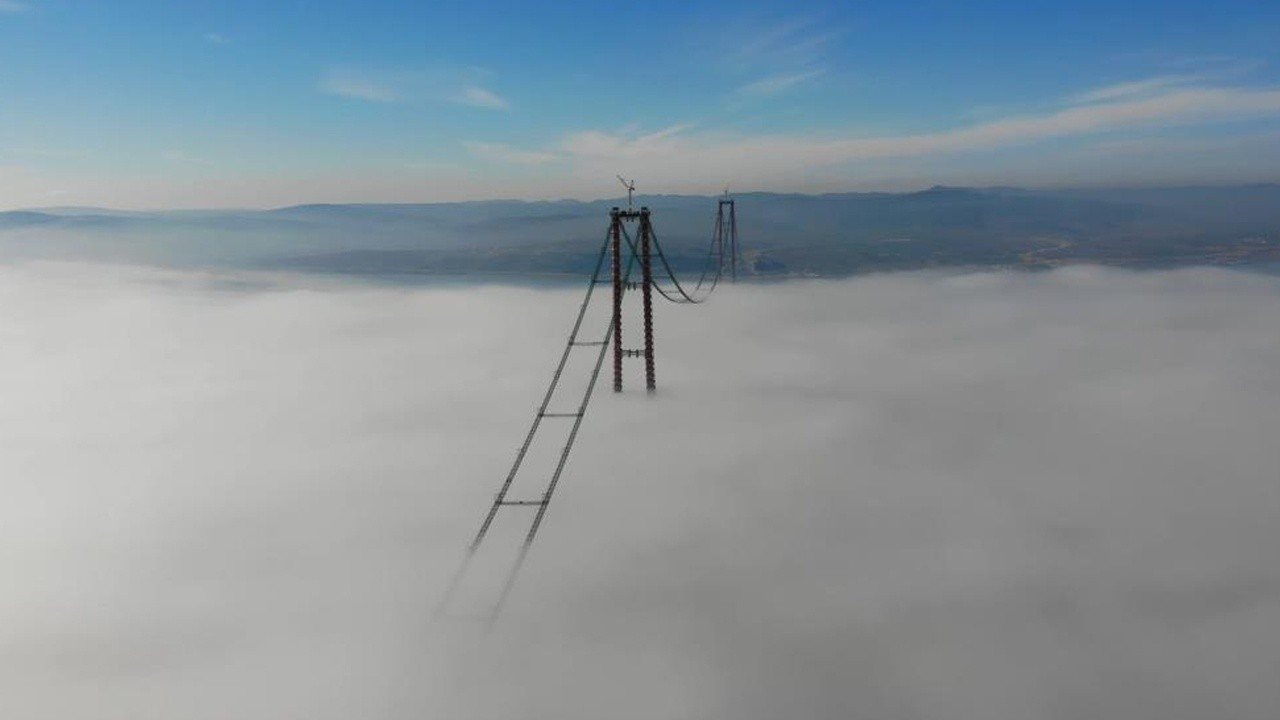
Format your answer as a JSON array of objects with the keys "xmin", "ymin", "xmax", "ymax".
[{"xmin": 3, "ymin": 184, "xmax": 1279, "ymax": 278}]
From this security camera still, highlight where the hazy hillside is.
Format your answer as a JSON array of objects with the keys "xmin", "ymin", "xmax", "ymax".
[{"xmin": 2, "ymin": 184, "xmax": 1278, "ymax": 278}]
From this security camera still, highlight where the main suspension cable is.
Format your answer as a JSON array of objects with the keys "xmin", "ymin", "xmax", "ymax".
[{"xmin": 619, "ymin": 223, "xmax": 709, "ymax": 304}]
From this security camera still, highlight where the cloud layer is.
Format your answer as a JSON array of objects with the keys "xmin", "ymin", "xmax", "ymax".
[
  {"xmin": 2, "ymin": 264, "xmax": 1280, "ymax": 719},
  {"xmin": 466, "ymin": 79, "xmax": 1280, "ymax": 195}
]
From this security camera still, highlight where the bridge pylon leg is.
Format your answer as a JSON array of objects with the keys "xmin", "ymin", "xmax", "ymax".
[
  {"xmin": 640, "ymin": 208, "xmax": 656, "ymax": 392},
  {"xmin": 611, "ymin": 208, "xmax": 623, "ymax": 393}
]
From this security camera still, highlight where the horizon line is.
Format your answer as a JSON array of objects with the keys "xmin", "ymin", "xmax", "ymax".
[{"xmin": 6, "ymin": 179, "xmax": 1280, "ymax": 214}]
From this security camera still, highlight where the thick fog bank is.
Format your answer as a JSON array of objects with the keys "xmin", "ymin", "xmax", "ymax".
[{"xmin": 2, "ymin": 263, "xmax": 1279, "ymax": 719}]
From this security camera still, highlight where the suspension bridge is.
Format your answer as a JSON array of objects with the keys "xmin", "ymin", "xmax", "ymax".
[{"xmin": 436, "ymin": 190, "xmax": 740, "ymax": 625}]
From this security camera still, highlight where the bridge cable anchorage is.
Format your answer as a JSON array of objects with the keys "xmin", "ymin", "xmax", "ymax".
[{"xmin": 435, "ymin": 196, "xmax": 739, "ymax": 626}]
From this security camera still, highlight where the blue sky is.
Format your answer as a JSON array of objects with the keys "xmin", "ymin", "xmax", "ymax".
[{"xmin": 2, "ymin": 0, "xmax": 1279, "ymax": 208}]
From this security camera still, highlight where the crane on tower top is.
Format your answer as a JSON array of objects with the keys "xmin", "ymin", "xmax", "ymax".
[{"xmin": 617, "ymin": 175, "xmax": 636, "ymax": 210}]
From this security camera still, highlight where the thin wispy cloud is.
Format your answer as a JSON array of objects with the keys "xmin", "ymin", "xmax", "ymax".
[
  {"xmin": 735, "ymin": 69, "xmax": 824, "ymax": 96},
  {"xmin": 1071, "ymin": 75, "xmax": 1198, "ymax": 104},
  {"xmin": 501, "ymin": 80, "xmax": 1280, "ymax": 190},
  {"xmin": 204, "ymin": 32, "xmax": 230, "ymax": 45},
  {"xmin": 714, "ymin": 17, "xmax": 834, "ymax": 90},
  {"xmin": 318, "ymin": 69, "xmax": 398, "ymax": 102},
  {"xmin": 711, "ymin": 16, "xmax": 838, "ymax": 101},
  {"xmin": 457, "ymin": 85, "xmax": 509, "ymax": 110},
  {"xmin": 913, "ymin": 82, "xmax": 1280, "ymax": 152},
  {"xmin": 559, "ymin": 124, "xmax": 693, "ymax": 160},
  {"xmin": 727, "ymin": 16, "xmax": 838, "ymax": 73},
  {"xmin": 0, "ymin": 0, "xmax": 29, "ymax": 13},
  {"xmin": 464, "ymin": 141, "xmax": 560, "ymax": 165},
  {"xmin": 317, "ymin": 67, "xmax": 510, "ymax": 110}
]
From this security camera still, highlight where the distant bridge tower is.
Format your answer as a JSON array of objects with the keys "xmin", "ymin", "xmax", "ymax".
[{"xmin": 715, "ymin": 194, "xmax": 740, "ymax": 281}]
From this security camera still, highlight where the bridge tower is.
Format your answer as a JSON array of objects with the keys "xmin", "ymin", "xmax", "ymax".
[
  {"xmin": 715, "ymin": 196, "xmax": 740, "ymax": 281},
  {"xmin": 610, "ymin": 206, "xmax": 656, "ymax": 393}
]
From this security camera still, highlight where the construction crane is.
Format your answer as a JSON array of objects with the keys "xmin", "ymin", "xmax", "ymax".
[{"xmin": 617, "ymin": 175, "xmax": 636, "ymax": 210}]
